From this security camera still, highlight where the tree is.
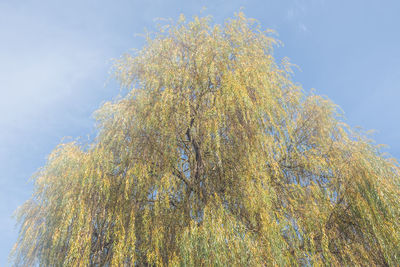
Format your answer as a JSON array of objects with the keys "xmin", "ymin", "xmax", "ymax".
[{"xmin": 12, "ymin": 13, "xmax": 400, "ymax": 266}]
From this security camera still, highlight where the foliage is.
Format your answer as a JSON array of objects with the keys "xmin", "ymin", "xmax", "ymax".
[{"xmin": 11, "ymin": 13, "xmax": 400, "ymax": 266}]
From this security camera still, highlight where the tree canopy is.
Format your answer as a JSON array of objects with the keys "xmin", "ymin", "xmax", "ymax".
[{"xmin": 12, "ymin": 13, "xmax": 400, "ymax": 266}]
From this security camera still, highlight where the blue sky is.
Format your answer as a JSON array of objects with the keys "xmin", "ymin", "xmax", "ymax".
[{"xmin": 1, "ymin": 0, "xmax": 399, "ymax": 264}]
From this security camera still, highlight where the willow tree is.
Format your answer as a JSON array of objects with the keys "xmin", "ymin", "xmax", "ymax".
[{"xmin": 12, "ymin": 13, "xmax": 400, "ymax": 266}]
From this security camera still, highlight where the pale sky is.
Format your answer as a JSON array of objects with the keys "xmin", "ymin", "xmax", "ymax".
[{"xmin": 1, "ymin": 0, "xmax": 399, "ymax": 264}]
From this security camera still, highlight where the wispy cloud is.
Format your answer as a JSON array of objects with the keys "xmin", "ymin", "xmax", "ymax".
[
  {"xmin": 298, "ymin": 22, "xmax": 309, "ymax": 33},
  {"xmin": 285, "ymin": 0, "xmax": 306, "ymax": 20},
  {"xmin": 285, "ymin": 0, "xmax": 310, "ymax": 34}
]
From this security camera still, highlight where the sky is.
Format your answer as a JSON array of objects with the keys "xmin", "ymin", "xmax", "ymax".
[{"xmin": 0, "ymin": 0, "xmax": 399, "ymax": 264}]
